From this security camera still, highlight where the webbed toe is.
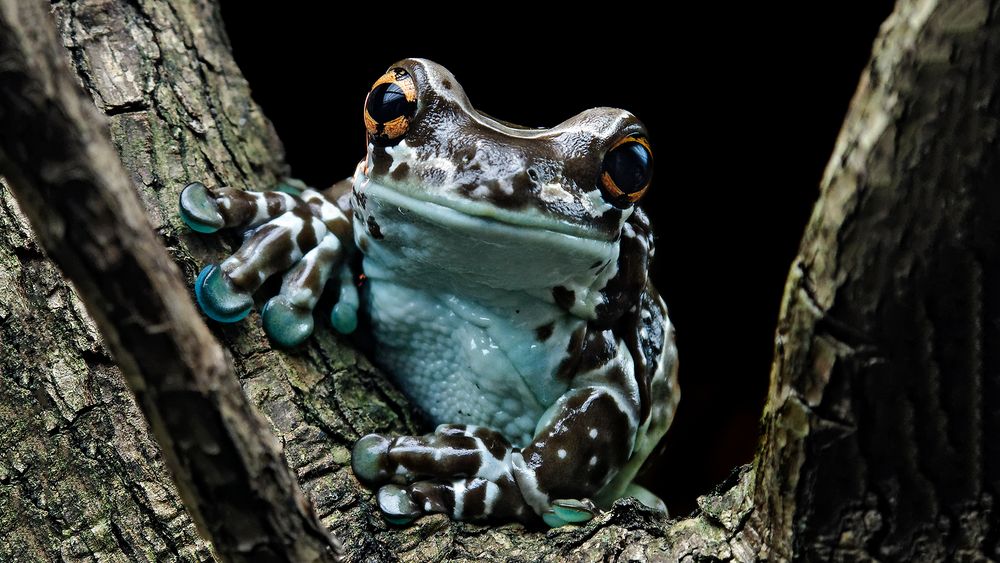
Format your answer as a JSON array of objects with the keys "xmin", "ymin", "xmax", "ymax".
[
  {"xmin": 261, "ymin": 295, "xmax": 315, "ymax": 347},
  {"xmin": 550, "ymin": 499, "xmax": 597, "ymax": 525},
  {"xmin": 377, "ymin": 484, "xmax": 419, "ymax": 525},
  {"xmin": 179, "ymin": 182, "xmax": 225, "ymax": 233},
  {"xmin": 331, "ymin": 302, "xmax": 358, "ymax": 334},
  {"xmin": 194, "ymin": 264, "xmax": 252, "ymax": 323},
  {"xmin": 351, "ymin": 433, "xmax": 392, "ymax": 485}
]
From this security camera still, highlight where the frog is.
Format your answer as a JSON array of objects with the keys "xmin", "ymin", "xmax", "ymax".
[{"xmin": 178, "ymin": 58, "xmax": 679, "ymax": 528}]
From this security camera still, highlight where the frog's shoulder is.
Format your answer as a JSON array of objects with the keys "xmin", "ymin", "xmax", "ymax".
[
  {"xmin": 594, "ymin": 207, "xmax": 655, "ymax": 328},
  {"xmin": 566, "ymin": 207, "xmax": 669, "ymax": 424}
]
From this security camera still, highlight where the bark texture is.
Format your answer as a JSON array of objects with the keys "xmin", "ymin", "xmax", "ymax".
[
  {"xmin": 0, "ymin": 0, "xmax": 342, "ymax": 561},
  {"xmin": 0, "ymin": 0, "xmax": 996, "ymax": 561},
  {"xmin": 753, "ymin": 0, "xmax": 1000, "ymax": 560}
]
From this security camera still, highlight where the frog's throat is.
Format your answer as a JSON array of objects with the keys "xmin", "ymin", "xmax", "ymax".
[{"xmin": 357, "ymin": 176, "xmax": 616, "ymax": 258}]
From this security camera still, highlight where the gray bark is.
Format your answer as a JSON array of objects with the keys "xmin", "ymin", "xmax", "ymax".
[
  {"xmin": 0, "ymin": 0, "xmax": 342, "ymax": 560},
  {"xmin": 753, "ymin": 0, "xmax": 1000, "ymax": 560},
  {"xmin": 0, "ymin": 0, "xmax": 995, "ymax": 561}
]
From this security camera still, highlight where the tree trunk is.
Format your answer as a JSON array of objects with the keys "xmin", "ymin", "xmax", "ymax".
[
  {"xmin": 753, "ymin": 0, "xmax": 1000, "ymax": 560},
  {"xmin": 0, "ymin": 0, "xmax": 995, "ymax": 562}
]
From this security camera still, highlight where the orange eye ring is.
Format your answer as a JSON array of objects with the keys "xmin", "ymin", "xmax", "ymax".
[
  {"xmin": 364, "ymin": 68, "xmax": 418, "ymax": 146},
  {"xmin": 600, "ymin": 135, "xmax": 652, "ymax": 207}
]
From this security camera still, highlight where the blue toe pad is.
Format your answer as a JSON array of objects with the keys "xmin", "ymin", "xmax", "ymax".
[
  {"xmin": 194, "ymin": 264, "xmax": 252, "ymax": 323},
  {"xmin": 377, "ymin": 485, "xmax": 418, "ymax": 525},
  {"xmin": 330, "ymin": 302, "xmax": 358, "ymax": 334},
  {"xmin": 179, "ymin": 182, "xmax": 225, "ymax": 234},
  {"xmin": 351, "ymin": 434, "xmax": 391, "ymax": 484},
  {"xmin": 261, "ymin": 295, "xmax": 314, "ymax": 347},
  {"xmin": 543, "ymin": 499, "xmax": 597, "ymax": 527}
]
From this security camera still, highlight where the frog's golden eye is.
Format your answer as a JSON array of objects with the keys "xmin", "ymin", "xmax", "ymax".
[
  {"xmin": 600, "ymin": 135, "xmax": 652, "ymax": 207},
  {"xmin": 364, "ymin": 68, "xmax": 417, "ymax": 146}
]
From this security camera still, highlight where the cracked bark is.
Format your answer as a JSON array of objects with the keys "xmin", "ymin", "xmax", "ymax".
[
  {"xmin": 0, "ymin": 0, "xmax": 996, "ymax": 561},
  {"xmin": 0, "ymin": 0, "xmax": 341, "ymax": 561}
]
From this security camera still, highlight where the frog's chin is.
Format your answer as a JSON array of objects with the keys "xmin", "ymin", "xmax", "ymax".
[
  {"xmin": 355, "ymin": 177, "xmax": 619, "ymax": 293},
  {"xmin": 357, "ymin": 169, "xmax": 615, "ymax": 243}
]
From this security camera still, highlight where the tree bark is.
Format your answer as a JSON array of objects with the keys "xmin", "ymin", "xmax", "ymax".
[
  {"xmin": 0, "ymin": 0, "xmax": 995, "ymax": 561},
  {"xmin": 0, "ymin": 0, "xmax": 342, "ymax": 561},
  {"xmin": 753, "ymin": 0, "xmax": 1000, "ymax": 560}
]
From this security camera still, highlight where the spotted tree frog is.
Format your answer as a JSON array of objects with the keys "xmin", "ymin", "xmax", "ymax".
[{"xmin": 178, "ymin": 59, "xmax": 678, "ymax": 527}]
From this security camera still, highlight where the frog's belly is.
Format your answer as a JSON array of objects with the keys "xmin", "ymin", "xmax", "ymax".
[{"xmin": 366, "ymin": 279, "xmax": 574, "ymax": 447}]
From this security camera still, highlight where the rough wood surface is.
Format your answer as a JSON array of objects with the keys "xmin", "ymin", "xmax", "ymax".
[
  {"xmin": 0, "ymin": 0, "xmax": 342, "ymax": 561},
  {"xmin": 753, "ymin": 0, "xmax": 1000, "ymax": 559},
  {"xmin": 0, "ymin": 0, "xmax": 997, "ymax": 561}
]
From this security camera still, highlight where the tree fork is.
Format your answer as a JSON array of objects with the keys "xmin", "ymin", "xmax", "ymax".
[{"xmin": 0, "ymin": 0, "xmax": 997, "ymax": 561}]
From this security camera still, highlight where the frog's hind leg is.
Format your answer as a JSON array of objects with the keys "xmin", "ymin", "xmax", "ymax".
[
  {"xmin": 181, "ymin": 182, "xmax": 353, "ymax": 345},
  {"xmin": 376, "ymin": 477, "xmax": 531, "ymax": 525},
  {"xmin": 352, "ymin": 425, "xmax": 535, "ymax": 523},
  {"xmin": 353, "ymin": 383, "xmax": 644, "ymax": 527}
]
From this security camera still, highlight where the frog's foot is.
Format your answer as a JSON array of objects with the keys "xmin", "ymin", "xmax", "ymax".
[
  {"xmin": 180, "ymin": 181, "xmax": 355, "ymax": 345},
  {"xmin": 541, "ymin": 499, "xmax": 598, "ymax": 528},
  {"xmin": 352, "ymin": 425, "xmax": 535, "ymax": 523}
]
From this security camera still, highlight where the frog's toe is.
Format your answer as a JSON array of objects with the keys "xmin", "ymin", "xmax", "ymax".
[
  {"xmin": 352, "ymin": 433, "xmax": 392, "ymax": 485},
  {"xmin": 261, "ymin": 295, "xmax": 314, "ymax": 347},
  {"xmin": 330, "ymin": 266, "xmax": 359, "ymax": 334},
  {"xmin": 261, "ymin": 232, "xmax": 344, "ymax": 346},
  {"xmin": 545, "ymin": 499, "xmax": 598, "ymax": 527},
  {"xmin": 179, "ymin": 182, "xmax": 225, "ymax": 233},
  {"xmin": 194, "ymin": 263, "xmax": 253, "ymax": 323},
  {"xmin": 377, "ymin": 484, "xmax": 420, "ymax": 525}
]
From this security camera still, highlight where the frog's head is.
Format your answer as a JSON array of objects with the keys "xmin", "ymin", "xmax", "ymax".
[{"xmin": 352, "ymin": 59, "xmax": 655, "ymax": 309}]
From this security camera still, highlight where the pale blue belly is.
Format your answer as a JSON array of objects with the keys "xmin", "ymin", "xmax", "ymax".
[{"xmin": 364, "ymin": 275, "xmax": 579, "ymax": 447}]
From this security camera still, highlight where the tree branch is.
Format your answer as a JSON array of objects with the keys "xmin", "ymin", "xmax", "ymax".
[{"xmin": 0, "ymin": 1, "xmax": 341, "ymax": 561}]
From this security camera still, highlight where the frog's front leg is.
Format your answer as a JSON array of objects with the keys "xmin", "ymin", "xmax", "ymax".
[
  {"xmin": 353, "ymin": 382, "xmax": 639, "ymax": 527},
  {"xmin": 179, "ymin": 180, "xmax": 358, "ymax": 345}
]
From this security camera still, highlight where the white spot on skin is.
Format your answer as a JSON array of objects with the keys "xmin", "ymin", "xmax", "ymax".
[
  {"xmin": 483, "ymin": 481, "xmax": 500, "ymax": 516},
  {"xmin": 589, "ymin": 456, "xmax": 598, "ymax": 466},
  {"xmin": 453, "ymin": 480, "xmax": 466, "ymax": 519},
  {"xmin": 539, "ymin": 182, "xmax": 574, "ymax": 204},
  {"xmin": 557, "ymin": 449, "xmax": 567, "ymax": 459},
  {"xmin": 582, "ymin": 188, "xmax": 614, "ymax": 218},
  {"xmin": 424, "ymin": 501, "xmax": 432, "ymax": 512},
  {"xmin": 589, "ymin": 428, "xmax": 598, "ymax": 439}
]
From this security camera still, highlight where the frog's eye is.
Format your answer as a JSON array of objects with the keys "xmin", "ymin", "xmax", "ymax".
[
  {"xmin": 600, "ymin": 135, "xmax": 652, "ymax": 207},
  {"xmin": 364, "ymin": 68, "xmax": 418, "ymax": 146}
]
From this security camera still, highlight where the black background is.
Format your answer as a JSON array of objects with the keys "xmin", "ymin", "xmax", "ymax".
[{"xmin": 219, "ymin": 4, "xmax": 896, "ymax": 516}]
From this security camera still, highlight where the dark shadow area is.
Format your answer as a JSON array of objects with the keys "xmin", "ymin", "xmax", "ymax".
[{"xmin": 219, "ymin": 5, "xmax": 895, "ymax": 516}]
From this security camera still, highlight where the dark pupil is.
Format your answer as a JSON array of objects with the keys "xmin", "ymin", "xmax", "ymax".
[
  {"xmin": 367, "ymin": 82, "xmax": 410, "ymax": 123},
  {"xmin": 604, "ymin": 142, "xmax": 652, "ymax": 194}
]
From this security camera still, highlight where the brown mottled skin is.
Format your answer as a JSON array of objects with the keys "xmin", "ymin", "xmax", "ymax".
[{"xmin": 180, "ymin": 58, "xmax": 678, "ymax": 528}]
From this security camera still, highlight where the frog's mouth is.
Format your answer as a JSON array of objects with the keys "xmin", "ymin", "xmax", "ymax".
[{"xmin": 357, "ymin": 176, "xmax": 616, "ymax": 260}]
